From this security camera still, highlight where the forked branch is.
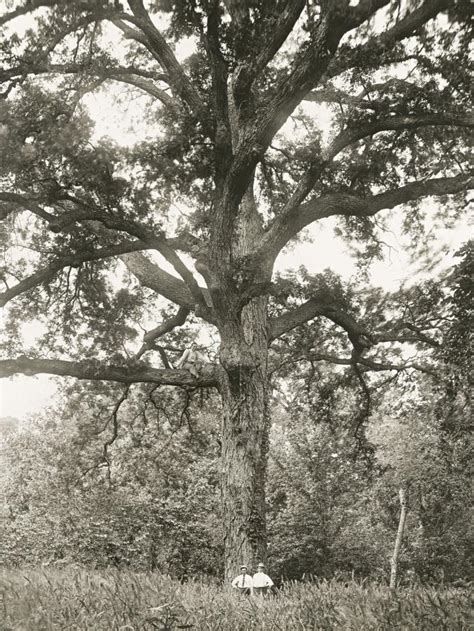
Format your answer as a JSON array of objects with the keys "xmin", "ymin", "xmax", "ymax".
[{"xmin": 121, "ymin": 252, "xmax": 214, "ymax": 322}]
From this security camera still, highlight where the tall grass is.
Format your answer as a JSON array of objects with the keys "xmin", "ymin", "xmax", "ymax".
[{"xmin": 1, "ymin": 567, "xmax": 472, "ymax": 630}]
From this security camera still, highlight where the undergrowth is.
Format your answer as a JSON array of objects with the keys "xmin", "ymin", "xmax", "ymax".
[{"xmin": 1, "ymin": 567, "xmax": 472, "ymax": 630}]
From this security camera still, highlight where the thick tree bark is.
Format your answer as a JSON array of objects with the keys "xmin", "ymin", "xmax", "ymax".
[
  {"xmin": 390, "ymin": 487, "xmax": 408, "ymax": 590},
  {"xmin": 220, "ymin": 296, "xmax": 269, "ymax": 579},
  {"xmin": 217, "ymin": 186, "xmax": 271, "ymax": 579}
]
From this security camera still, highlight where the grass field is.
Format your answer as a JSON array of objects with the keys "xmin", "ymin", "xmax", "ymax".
[{"xmin": 1, "ymin": 567, "xmax": 472, "ymax": 630}]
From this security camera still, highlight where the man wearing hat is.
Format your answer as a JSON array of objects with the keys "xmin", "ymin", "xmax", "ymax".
[
  {"xmin": 252, "ymin": 563, "xmax": 274, "ymax": 596},
  {"xmin": 231, "ymin": 565, "xmax": 253, "ymax": 595}
]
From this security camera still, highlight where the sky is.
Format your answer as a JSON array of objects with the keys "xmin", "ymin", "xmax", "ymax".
[{"xmin": 0, "ymin": 4, "xmax": 471, "ymax": 420}]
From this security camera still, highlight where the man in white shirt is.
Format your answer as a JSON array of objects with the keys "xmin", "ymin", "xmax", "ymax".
[
  {"xmin": 231, "ymin": 565, "xmax": 253, "ymax": 595},
  {"xmin": 252, "ymin": 563, "xmax": 274, "ymax": 596}
]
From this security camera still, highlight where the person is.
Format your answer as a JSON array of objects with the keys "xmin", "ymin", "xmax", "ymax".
[
  {"xmin": 231, "ymin": 565, "xmax": 253, "ymax": 595},
  {"xmin": 175, "ymin": 342, "xmax": 206, "ymax": 378},
  {"xmin": 252, "ymin": 563, "xmax": 274, "ymax": 596}
]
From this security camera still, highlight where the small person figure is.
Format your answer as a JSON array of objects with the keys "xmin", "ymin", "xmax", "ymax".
[
  {"xmin": 231, "ymin": 565, "xmax": 253, "ymax": 596},
  {"xmin": 252, "ymin": 562, "xmax": 274, "ymax": 596},
  {"xmin": 175, "ymin": 342, "xmax": 206, "ymax": 378}
]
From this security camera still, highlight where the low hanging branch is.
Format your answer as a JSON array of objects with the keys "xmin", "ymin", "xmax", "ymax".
[{"xmin": 0, "ymin": 356, "xmax": 219, "ymax": 388}]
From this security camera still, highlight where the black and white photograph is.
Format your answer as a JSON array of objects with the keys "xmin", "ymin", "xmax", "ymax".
[{"xmin": 0, "ymin": 1, "xmax": 472, "ymax": 629}]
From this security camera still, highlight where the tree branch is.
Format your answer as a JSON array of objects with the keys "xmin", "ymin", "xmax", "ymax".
[
  {"xmin": 204, "ymin": 1, "xmax": 232, "ymax": 184},
  {"xmin": 0, "ymin": 193, "xmax": 56, "ymax": 222},
  {"xmin": 28, "ymin": 195, "xmax": 210, "ymax": 312},
  {"xmin": 268, "ymin": 299, "xmax": 326, "ymax": 342},
  {"xmin": 231, "ymin": 0, "xmax": 306, "ymax": 100},
  {"xmin": 271, "ymin": 351, "xmax": 437, "ymax": 378},
  {"xmin": 244, "ymin": 0, "xmax": 389, "ymax": 152},
  {"xmin": 303, "ymin": 87, "xmax": 379, "ymax": 110},
  {"xmin": 325, "ymin": 113, "xmax": 474, "ymax": 161},
  {"xmin": 326, "ymin": 0, "xmax": 452, "ymax": 80},
  {"xmin": 110, "ymin": 17, "xmax": 149, "ymax": 46},
  {"xmin": 118, "ymin": 1, "xmax": 204, "ymax": 115},
  {"xmin": 0, "ymin": 0, "xmax": 57, "ymax": 26},
  {"xmin": 2, "ymin": 190, "xmax": 212, "ymax": 318},
  {"xmin": 112, "ymin": 72, "xmax": 174, "ymax": 107},
  {"xmin": 96, "ymin": 385, "xmax": 131, "ymax": 483},
  {"xmin": 223, "ymin": 0, "xmax": 248, "ymax": 34},
  {"xmin": 0, "ymin": 62, "xmax": 175, "ymax": 109},
  {"xmin": 304, "ymin": 78, "xmax": 433, "ymax": 113},
  {"xmin": 211, "ymin": 0, "xmax": 448, "ymax": 254},
  {"xmin": 40, "ymin": 199, "xmax": 201, "ymax": 258},
  {"xmin": 364, "ymin": 174, "xmax": 474, "ymax": 217},
  {"xmin": 342, "ymin": 0, "xmax": 390, "ymax": 29},
  {"xmin": 2, "ymin": 190, "xmax": 202, "ymax": 260},
  {"xmin": 211, "ymin": 5, "xmax": 350, "ymax": 245},
  {"xmin": 259, "ymin": 173, "xmax": 473, "ymax": 260},
  {"xmin": 142, "ymin": 306, "xmax": 190, "ymax": 347},
  {"xmin": 251, "ymin": 0, "xmax": 306, "ymax": 79},
  {"xmin": 0, "ymin": 356, "xmax": 218, "ymax": 387},
  {"xmin": 268, "ymin": 297, "xmax": 373, "ymax": 350},
  {"xmin": 0, "ymin": 240, "xmax": 148, "ymax": 308},
  {"xmin": 376, "ymin": 324, "xmax": 440, "ymax": 347},
  {"xmin": 250, "ymin": 107, "xmax": 472, "ymax": 270},
  {"xmin": 135, "ymin": 306, "xmax": 190, "ymax": 361},
  {"xmin": 120, "ymin": 252, "xmax": 214, "ymax": 322},
  {"xmin": 215, "ymin": 0, "xmax": 457, "ymax": 231}
]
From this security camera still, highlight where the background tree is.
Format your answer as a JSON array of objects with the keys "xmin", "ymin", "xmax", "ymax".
[
  {"xmin": 266, "ymin": 244, "xmax": 472, "ymax": 583},
  {"xmin": 0, "ymin": 383, "xmax": 222, "ymax": 573},
  {"xmin": 0, "ymin": 1, "xmax": 472, "ymax": 576}
]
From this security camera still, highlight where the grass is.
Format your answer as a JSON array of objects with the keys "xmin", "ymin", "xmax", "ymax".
[{"xmin": 0, "ymin": 567, "xmax": 472, "ymax": 630}]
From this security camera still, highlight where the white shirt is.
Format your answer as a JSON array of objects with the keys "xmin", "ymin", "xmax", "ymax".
[
  {"xmin": 252, "ymin": 571, "xmax": 274, "ymax": 588},
  {"xmin": 231, "ymin": 573, "xmax": 253, "ymax": 589}
]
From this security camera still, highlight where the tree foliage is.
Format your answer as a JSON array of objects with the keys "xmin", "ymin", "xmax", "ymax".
[{"xmin": 0, "ymin": 384, "xmax": 222, "ymax": 574}]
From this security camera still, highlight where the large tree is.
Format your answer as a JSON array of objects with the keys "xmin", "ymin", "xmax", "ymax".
[{"xmin": 0, "ymin": 0, "xmax": 472, "ymax": 576}]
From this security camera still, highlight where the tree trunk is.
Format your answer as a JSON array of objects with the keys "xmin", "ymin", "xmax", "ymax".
[
  {"xmin": 220, "ymin": 295, "xmax": 269, "ymax": 580},
  {"xmin": 390, "ymin": 487, "xmax": 408, "ymax": 590},
  {"xmin": 216, "ymin": 179, "xmax": 271, "ymax": 579}
]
